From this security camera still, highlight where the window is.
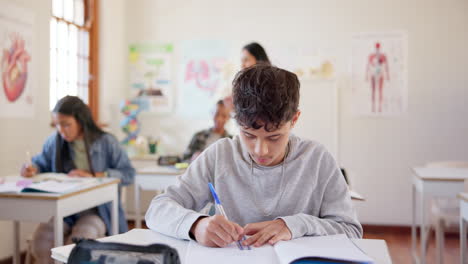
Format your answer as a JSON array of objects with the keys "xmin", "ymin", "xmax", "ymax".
[{"xmin": 50, "ymin": 0, "xmax": 99, "ymax": 119}]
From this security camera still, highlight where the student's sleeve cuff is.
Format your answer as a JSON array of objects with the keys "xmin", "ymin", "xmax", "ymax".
[
  {"xmin": 31, "ymin": 163, "xmax": 41, "ymax": 173},
  {"xmin": 177, "ymin": 212, "xmax": 209, "ymax": 240},
  {"xmin": 277, "ymin": 215, "xmax": 309, "ymax": 239}
]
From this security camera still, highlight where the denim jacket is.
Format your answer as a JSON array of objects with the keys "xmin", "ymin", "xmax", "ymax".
[{"xmin": 32, "ymin": 132, "xmax": 135, "ymax": 235}]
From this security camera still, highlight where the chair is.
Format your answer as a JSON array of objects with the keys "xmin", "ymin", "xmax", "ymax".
[
  {"xmin": 340, "ymin": 168, "xmax": 350, "ymax": 186},
  {"xmin": 424, "ymin": 161, "xmax": 468, "ymax": 264}
]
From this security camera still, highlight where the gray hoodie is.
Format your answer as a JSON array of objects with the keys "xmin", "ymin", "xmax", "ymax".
[{"xmin": 145, "ymin": 134, "xmax": 363, "ymax": 240}]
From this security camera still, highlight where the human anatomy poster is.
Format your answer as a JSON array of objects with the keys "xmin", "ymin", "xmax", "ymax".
[
  {"xmin": 0, "ymin": 3, "xmax": 34, "ymax": 118},
  {"xmin": 351, "ymin": 32, "xmax": 407, "ymax": 116}
]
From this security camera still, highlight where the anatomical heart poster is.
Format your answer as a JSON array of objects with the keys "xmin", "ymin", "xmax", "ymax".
[{"xmin": 0, "ymin": 2, "xmax": 34, "ymax": 118}]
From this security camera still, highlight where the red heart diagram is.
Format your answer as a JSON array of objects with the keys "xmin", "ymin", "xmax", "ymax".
[{"xmin": 1, "ymin": 33, "xmax": 30, "ymax": 102}]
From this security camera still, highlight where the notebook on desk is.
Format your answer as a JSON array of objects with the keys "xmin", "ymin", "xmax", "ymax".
[
  {"xmin": 24, "ymin": 173, "xmax": 98, "ymax": 193},
  {"xmin": 0, "ymin": 173, "xmax": 98, "ymax": 194},
  {"xmin": 186, "ymin": 234, "xmax": 373, "ymax": 264}
]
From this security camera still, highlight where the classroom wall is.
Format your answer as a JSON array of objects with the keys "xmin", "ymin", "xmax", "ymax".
[
  {"xmin": 0, "ymin": 0, "xmax": 126, "ymax": 259},
  {"xmin": 0, "ymin": 0, "xmax": 52, "ymax": 259},
  {"xmin": 124, "ymin": 0, "xmax": 468, "ymax": 225},
  {"xmin": 99, "ymin": 0, "xmax": 127, "ymax": 136},
  {"xmin": 1, "ymin": 1, "xmax": 467, "ymax": 259}
]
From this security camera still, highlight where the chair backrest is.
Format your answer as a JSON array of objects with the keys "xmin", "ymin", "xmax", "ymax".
[{"xmin": 340, "ymin": 168, "xmax": 350, "ymax": 186}]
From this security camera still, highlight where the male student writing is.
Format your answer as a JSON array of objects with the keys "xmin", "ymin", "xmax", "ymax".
[{"xmin": 145, "ymin": 64, "xmax": 362, "ymax": 248}]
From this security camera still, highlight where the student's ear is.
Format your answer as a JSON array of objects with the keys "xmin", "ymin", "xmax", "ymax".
[{"xmin": 291, "ymin": 111, "xmax": 301, "ymax": 128}]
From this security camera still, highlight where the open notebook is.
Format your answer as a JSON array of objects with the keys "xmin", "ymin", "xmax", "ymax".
[
  {"xmin": 0, "ymin": 173, "xmax": 98, "ymax": 194},
  {"xmin": 186, "ymin": 234, "xmax": 374, "ymax": 264}
]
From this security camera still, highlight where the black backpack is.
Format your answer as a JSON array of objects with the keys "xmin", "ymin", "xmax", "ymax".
[{"xmin": 67, "ymin": 238, "xmax": 181, "ymax": 264}]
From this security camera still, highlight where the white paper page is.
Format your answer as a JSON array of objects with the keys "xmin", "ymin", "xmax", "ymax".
[
  {"xmin": 185, "ymin": 240, "xmax": 280, "ymax": 264},
  {"xmin": 34, "ymin": 173, "xmax": 69, "ymax": 181},
  {"xmin": 274, "ymin": 234, "xmax": 374, "ymax": 264},
  {"xmin": 0, "ymin": 182, "xmax": 23, "ymax": 193},
  {"xmin": 25, "ymin": 177, "xmax": 98, "ymax": 193},
  {"xmin": 25, "ymin": 181, "xmax": 83, "ymax": 193}
]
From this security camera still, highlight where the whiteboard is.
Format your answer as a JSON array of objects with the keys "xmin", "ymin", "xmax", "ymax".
[{"xmin": 293, "ymin": 79, "xmax": 339, "ymax": 161}]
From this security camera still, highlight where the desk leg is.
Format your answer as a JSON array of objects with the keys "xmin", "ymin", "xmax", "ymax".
[
  {"xmin": 53, "ymin": 216, "xmax": 63, "ymax": 248},
  {"xmin": 412, "ymin": 184, "xmax": 418, "ymax": 264},
  {"xmin": 111, "ymin": 190, "xmax": 119, "ymax": 235},
  {"xmin": 13, "ymin": 221, "xmax": 20, "ymax": 264},
  {"xmin": 135, "ymin": 181, "xmax": 141, "ymax": 228},
  {"xmin": 461, "ymin": 217, "xmax": 467, "ymax": 264},
  {"xmin": 420, "ymin": 188, "xmax": 427, "ymax": 264},
  {"xmin": 53, "ymin": 215, "xmax": 64, "ymax": 264}
]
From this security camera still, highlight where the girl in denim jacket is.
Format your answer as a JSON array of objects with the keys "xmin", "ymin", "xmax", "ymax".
[{"xmin": 21, "ymin": 96, "xmax": 135, "ymax": 264}]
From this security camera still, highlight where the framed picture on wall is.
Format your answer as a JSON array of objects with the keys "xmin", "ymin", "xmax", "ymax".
[{"xmin": 0, "ymin": 2, "xmax": 35, "ymax": 118}]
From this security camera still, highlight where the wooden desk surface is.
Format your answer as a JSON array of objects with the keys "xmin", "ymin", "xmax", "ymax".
[
  {"xmin": 412, "ymin": 167, "xmax": 468, "ymax": 182},
  {"xmin": 0, "ymin": 178, "xmax": 120, "ymax": 200}
]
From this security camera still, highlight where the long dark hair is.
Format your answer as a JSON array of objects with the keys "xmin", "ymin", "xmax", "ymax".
[
  {"xmin": 53, "ymin": 96, "xmax": 105, "ymax": 175},
  {"xmin": 243, "ymin": 42, "xmax": 271, "ymax": 64}
]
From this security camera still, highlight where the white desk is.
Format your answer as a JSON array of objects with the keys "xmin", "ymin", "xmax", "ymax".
[
  {"xmin": 411, "ymin": 167, "xmax": 468, "ymax": 264},
  {"xmin": 134, "ymin": 165, "xmax": 185, "ymax": 228},
  {"xmin": 459, "ymin": 192, "xmax": 468, "ymax": 264},
  {"xmin": 0, "ymin": 177, "xmax": 120, "ymax": 264},
  {"xmin": 51, "ymin": 228, "xmax": 393, "ymax": 264}
]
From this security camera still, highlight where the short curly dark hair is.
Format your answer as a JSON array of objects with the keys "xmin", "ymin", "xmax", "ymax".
[{"xmin": 232, "ymin": 64, "xmax": 300, "ymax": 132}]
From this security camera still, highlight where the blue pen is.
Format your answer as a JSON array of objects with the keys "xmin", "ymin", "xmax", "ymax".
[{"xmin": 208, "ymin": 182, "xmax": 251, "ymax": 250}]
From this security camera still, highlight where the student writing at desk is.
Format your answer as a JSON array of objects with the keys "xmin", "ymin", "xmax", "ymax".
[
  {"xmin": 182, "ymin": 100, "xmax": 232, "ymax": 162},
  {"xmin": 20, "ymin": 96, "xmax": 135, "ymax": 264},
  {"xmin": 145, "ymin": 65, "xmax": 362, "ymax": 248}
]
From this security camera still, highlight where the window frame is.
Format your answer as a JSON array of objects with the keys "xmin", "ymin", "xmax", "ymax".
[{"xmin": 50, "ymin": 0, "xmax": 99, "ymax": 121}]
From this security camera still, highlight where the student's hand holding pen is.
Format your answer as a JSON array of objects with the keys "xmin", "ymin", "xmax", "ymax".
[
  {"xmin": 20, "ymin": 151, "xmax": 37, "ymax": 178},
  {"xmin": 189, "ymin": 215, "xmax": 244, "ymax": 248},
  {"xmin": 242, "ymin": 219, "xmax": 292, "ymax": 247},
  {"xmin": 20, "ymin": 163, "xmax": 38, "ymax": 178}
]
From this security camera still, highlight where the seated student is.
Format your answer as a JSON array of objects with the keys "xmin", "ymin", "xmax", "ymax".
[
  {"xmin": 182, "ymin": 100, "xmax": 232, "ymax": 162},
  {"xmin": 145, "ymin": 65, "xmax": 362, "ymax": 248},
  {"xmin": 20, "ymin": 96, "xmax": 135, "ymax": 264}
]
